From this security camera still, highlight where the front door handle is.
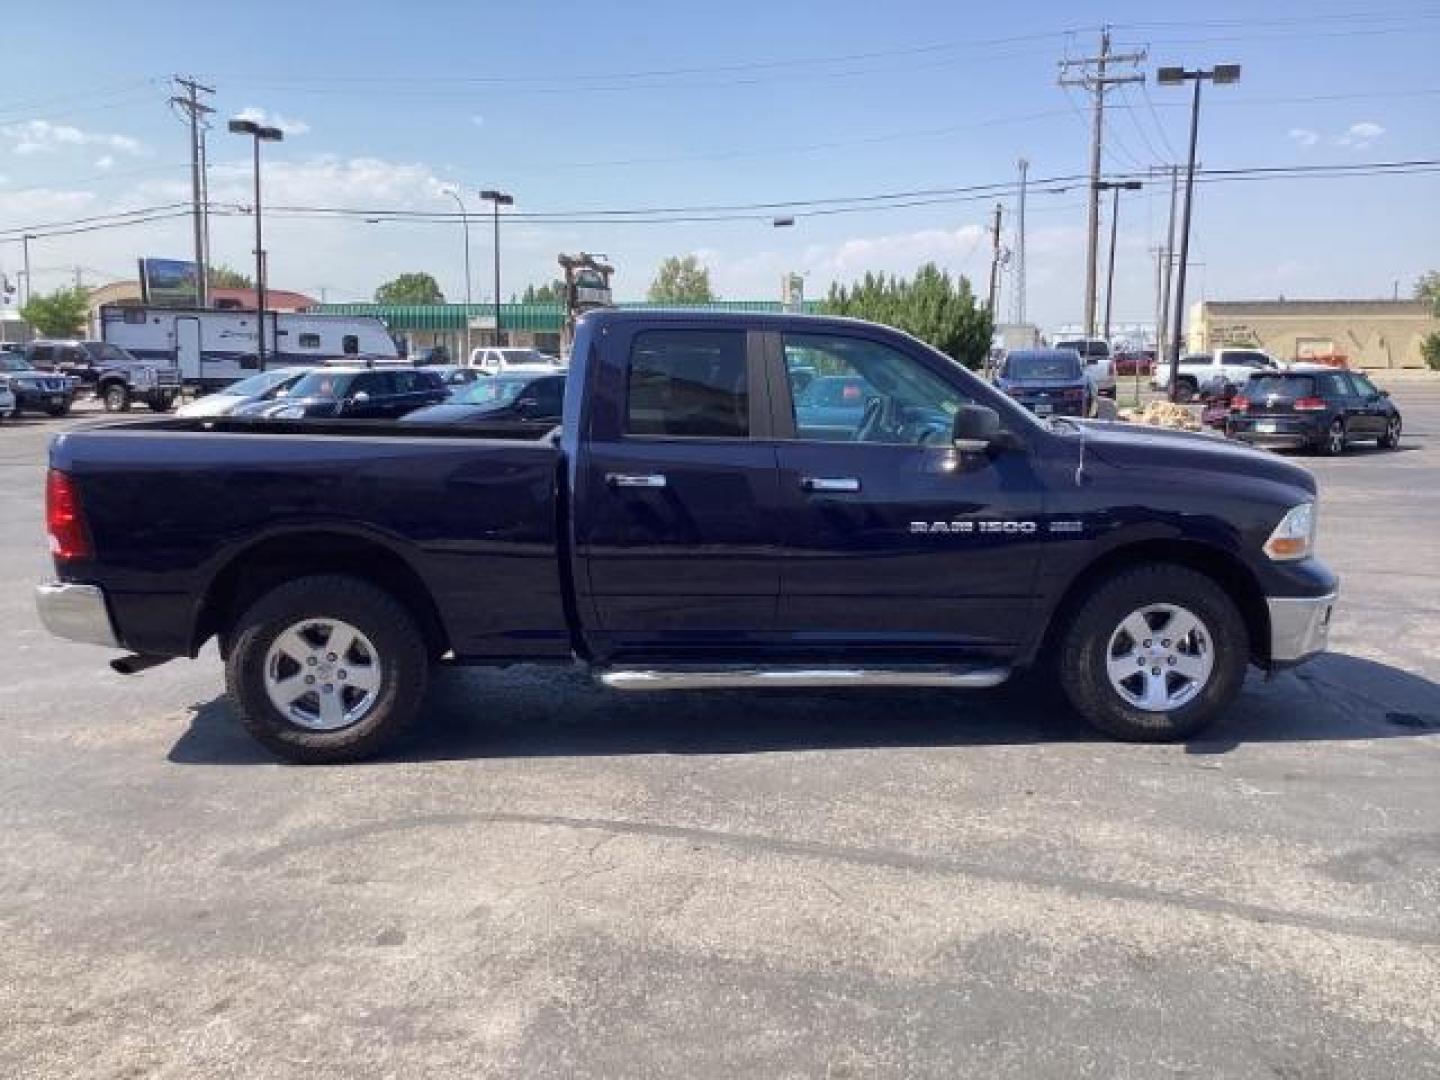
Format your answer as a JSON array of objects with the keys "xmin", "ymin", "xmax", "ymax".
[
  {"xmin": 607, "ymin": 473, "xmax": 668, "ymax": 489},
  {"xmin": 801, "ymin": 476, "xmax": 861, "ymax": 493}
]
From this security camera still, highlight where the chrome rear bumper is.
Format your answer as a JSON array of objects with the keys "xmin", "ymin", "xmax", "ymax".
[
  {"xmin": 1267, "ymin": 591, "xmax": 1337, "ymax": 664},
  {"xmin": 35, "ymin": 582, "xmax": 121, "ymax": 649}
]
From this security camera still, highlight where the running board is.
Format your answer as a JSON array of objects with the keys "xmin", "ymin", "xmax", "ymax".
[{"xmin": 598, "ymin": 665, "xmax": 1011, "ymax": 692}]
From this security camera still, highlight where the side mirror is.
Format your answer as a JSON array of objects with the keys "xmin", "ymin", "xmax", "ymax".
[
  {"xmin": 952, "ymin": 403, "xmax": 1002, "ymax": 451},
  {"xmin": 350, "ymin": 391, "xmax": 371, "ymax": 405}
]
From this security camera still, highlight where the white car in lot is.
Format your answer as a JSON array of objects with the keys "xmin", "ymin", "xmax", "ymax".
[
  {"xmin": 466, "ymin": 346, "xmax": 565, "ymax": 376},
  {"xmin": 1152, "ymin": 347, "xmax": 1280, "ymax": 401}
]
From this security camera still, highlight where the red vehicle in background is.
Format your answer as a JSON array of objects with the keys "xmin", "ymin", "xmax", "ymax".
[{"xmin": 1113, "ymin": 349, "xmax": 1155, "ymax": 377}]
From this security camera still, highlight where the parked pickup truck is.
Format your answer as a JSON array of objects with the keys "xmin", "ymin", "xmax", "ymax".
[
  {"xmin": 1152, "ymin": 347, "xmax": 1279, "ymax": 402},
  {"xmin": 37, "ymin": 310, "xmax": 1338, "ymax": 763}
]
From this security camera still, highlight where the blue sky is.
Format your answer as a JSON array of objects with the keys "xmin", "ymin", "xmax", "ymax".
[{"xmin": 2, "ymin": 0, "xmax": 1437, "ymax": 329}]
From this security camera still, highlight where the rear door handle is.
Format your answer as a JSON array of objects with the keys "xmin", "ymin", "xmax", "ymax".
[
  {"xmin": 801, "ymin": 476, "xmax": 861, "ymax": 493},
  {"xmin": 607, "ymin": 473, "xmax": 668, "ymax": 489}
]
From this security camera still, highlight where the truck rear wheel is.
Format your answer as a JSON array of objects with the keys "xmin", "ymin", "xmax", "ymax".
[
  {"xmin": 225, "ymin": 574, "xmax": 429, "ymax": 764},
  {"xmin": 1057, "ymin": 564, "xmax": 1248, "ymax": 742},
  {"xmin": 1174, "ymin": 378, "xmax": 1197, "ymax": 403}
]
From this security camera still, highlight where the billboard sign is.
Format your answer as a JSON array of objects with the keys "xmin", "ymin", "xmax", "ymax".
[{"xmin": 138, "ymin": 258, "xmax": 200, "ymax": 307}]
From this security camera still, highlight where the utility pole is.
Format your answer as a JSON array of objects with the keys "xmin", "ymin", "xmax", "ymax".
[
  {"xmin": 74, "ymin": 266, "xmax": 83, "ymax": 290},
  {"xmin": 21, "ymin": 234, "xmax": 33, "ymax": 307},
  {"xmin": 986, "ymin": 201, "xmax": 1004, "ymax": 315},
  {"xmin": 172, "ymin": 76, "xmax": 215, "ymax": 307},
  {"xmin": 1010, "ymin": 158, "xmax": 1028, "ymax": 326},
  {"xmin": 1058, "ymin": 28, "xmax": 1145, "ymax": 340}
]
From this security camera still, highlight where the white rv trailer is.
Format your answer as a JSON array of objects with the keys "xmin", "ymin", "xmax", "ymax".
[{"xmin": 99, "ymin": 306, "xmax": 398, "ymax": 390}]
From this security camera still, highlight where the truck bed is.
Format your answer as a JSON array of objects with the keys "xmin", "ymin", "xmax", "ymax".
[{"xmin": 49, "ymin": 417, "xmax": 571, "ymax": 661}]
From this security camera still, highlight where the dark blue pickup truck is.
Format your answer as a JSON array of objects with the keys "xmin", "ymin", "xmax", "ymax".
[{"xmin": 37, "ymin": 310, "xmax": 1337, "ymax": 763}]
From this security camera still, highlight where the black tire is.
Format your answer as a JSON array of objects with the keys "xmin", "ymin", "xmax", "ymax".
[
  {"xmin": 147, "ymin": 397, "xmax": 173, "ymax": 413},
  {"xmin": 1378, "ymin": 414, "xmax": 1402, "ymax": 450},
  {"xmin": 1319, "ymin": 418, "xmax": 1347, "ymax": 456},
  {"xmin": 45, "ymin": 402, "xmax": 70, "ymax": 417},
  {"xmin": 1057, "ymin": 564, "xmax": 1249, "ymax": 742},
  {"xmin": 1174, "ymin": 378, "xmax": 1197, "ymax": 403},
  {"xmin": 224, "ymin": 574, "xmax": 430, "ymax": 764},
  {"xmin": 102, "ymin": 383, "xmax": 130, "ymax": 412}
]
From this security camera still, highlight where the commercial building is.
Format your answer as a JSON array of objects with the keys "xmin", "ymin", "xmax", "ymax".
[{"xmin": 1189, "ymin": 299, "xmax": 1436, "ymax": 369}]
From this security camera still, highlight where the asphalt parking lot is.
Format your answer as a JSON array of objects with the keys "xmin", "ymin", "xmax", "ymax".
[{"xmin": 2, "ymin": 385, "xmax": 1438, "ymax": 1078}]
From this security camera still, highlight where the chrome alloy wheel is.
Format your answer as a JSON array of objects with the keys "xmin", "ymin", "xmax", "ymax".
[
  {"xmin": 263, "ymin": 618, "xmax": 383, "ymax": 731},
  {"xmin": 1105, "ymin": 603, "xmax": 1214, "ymax": 712}
]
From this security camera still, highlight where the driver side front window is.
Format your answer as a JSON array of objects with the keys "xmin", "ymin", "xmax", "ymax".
[{"xmin": 784, "ymin": 333, "xmax": 968, "ymax": 445}]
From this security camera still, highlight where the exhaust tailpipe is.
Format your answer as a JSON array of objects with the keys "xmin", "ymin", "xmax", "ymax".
[{"xmin": 110, "ymin": 654, "xmax": 173, "ymax": 676}]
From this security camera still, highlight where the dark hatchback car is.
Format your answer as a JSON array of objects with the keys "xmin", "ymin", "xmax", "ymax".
[
  {"xmin": 401, "ymin": 373, "xmax": 566, "ymax": 425},
  {"xmin": 995, "ymin": 348, "xmax": 1091, "ymax": 417},
  {"xmin": 263, "ymin": 367, "xmax": 448, "ymax": 420},
  {"xmin": 1227, "ymin": 367, "xmax": 1402, "ymax": 455}
]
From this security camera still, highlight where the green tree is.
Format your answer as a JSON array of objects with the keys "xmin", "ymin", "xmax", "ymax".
[
  {"xmin": 1421, "ymin": 332, "xmax": 1440, "ymax": 371},
  {"xmin": 523, "ymin": 280, "xmax": 566, "ymax": 303},
  {"xmin": 647, "ymin": 255, "xmax": 715, "ymax": 304},
  {"xmin": 1416, "ymin": 271, "xmax": 1440, "ymax": 314},
  {"xmin": 374, "ymin": 272, "xmax": 444, "ymax": 305},
  {"xmin": 207, "ymin": 264, "xmax": 253, "ymax": 289},
  {"xmin": 20, "ymin": 286, "xmax": 89, "ymax": 338},
  {"xmin": 821, "ymin": 262, "xmax": 993, "ymax": 369}
]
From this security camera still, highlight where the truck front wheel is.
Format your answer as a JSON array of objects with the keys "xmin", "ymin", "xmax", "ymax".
[
  {"xmin": 1057, "ymin": 565, "xmax": 1248, "ymax": 742},
  {"xmin": 102, "ymin": 383, "xmax": 130, "ymax": 412},
  {"xmin": 225, "ymin": 575, "xmax": 429, "ymax": 764}
]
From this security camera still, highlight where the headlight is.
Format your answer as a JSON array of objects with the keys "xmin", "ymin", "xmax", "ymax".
[{"xmin": 1264, "ymin": 502, "xmax": 1316, "ymax": 561}]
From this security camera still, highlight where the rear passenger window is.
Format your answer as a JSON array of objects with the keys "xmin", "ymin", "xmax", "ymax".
[
  {"xmin": 298, "ymin": 333, "xmax": 321, "ymax": 349},
  {"xmin": 342, "ymin": 334, "xmax": 359, "ymax": 355},
  {"xmin": 626, "ymin": 330, "xmax": 749, "ymax": 438}
]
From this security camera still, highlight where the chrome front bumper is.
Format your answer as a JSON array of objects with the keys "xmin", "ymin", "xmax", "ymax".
[
  {"xmin": 1267, "ymin": 591, "xmax": 1337, "ymax": 664},
  {"xmin": 35, "ymin": 582, "xmax": 121, "ymax": 649}
]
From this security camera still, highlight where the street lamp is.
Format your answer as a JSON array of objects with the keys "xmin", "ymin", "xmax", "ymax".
[
  {"xmin": 441, "ymin": 188, "xmax": 473, "ymax": 362},
  {"xmin": 1095, "ymin": 180, "xmax": 1143, "ymax": 343},
  {"xmin": 228, "ymin": 118, "xmax": 283, "ymax": 366},
  {"xmin": 772, "ymin": 216, "xmax": 795, "ymax": 228},
  {"xmin": 479, "ymin": 189, "xmax": 513, "ymax": 347},
  {"xmin": 1157, "ymin": 63, "xmax": 1240, "ymax": 401}
]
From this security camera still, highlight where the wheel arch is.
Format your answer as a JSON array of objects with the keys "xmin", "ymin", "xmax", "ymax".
[
  {"xmin": 193, "ymin": 528, "xmax": 450, "ymax": 659},
  {"xmin": 1035, "ymin": 538, "xmax": 1271, "ymax": 667}
]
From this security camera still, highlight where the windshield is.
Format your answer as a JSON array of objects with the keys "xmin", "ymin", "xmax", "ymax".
[
  {"xmin": 1003, "ymin": 354, "xmax": 1081, "ymax": 381},
  {"xmin": 287, "ymin": 371, "xmax": 354, "ymax": 399},
  {"xmin": 1247, "ymin": 374, "xmax": 1316, "ymax": 397},
  {"xmin": 223, "ymin": 369, "xmax": 302, "ymax": 397},
  {"xmin": 498, "ymin": 349, "xmax": 545, "ymax": 364},
  {"xmin": 456, "ymin": 378, "xmax": 534, "ymax": 406}
]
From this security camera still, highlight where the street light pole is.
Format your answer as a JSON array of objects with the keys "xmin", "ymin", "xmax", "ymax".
[
  {"xmin": 443, "ymin": 189, "xmax": 473, "ymax": 362},
  {"xmin": 228, "ymin": 118, "xmax": 284, "ymax": 367},
  {"xmin": 480, "ymin": 189, "xmax": 513, "ymax": 347},
  {"xmin": 1158, "ymin": 63, "xmax": 1240, "ymax": 401},
  {"xmin": 1096, "ymin": 180, "xmax": 1142, "ymax": 342},
  {"xmin": 21, "ymin": 233, "xmax": 33, "ymax": 308}
]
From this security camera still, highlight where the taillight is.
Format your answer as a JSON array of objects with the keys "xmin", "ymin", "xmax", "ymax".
[
  {"xmin": 1232, "ymin": 395, "xmax": 1250, "ymax": 410},
  {"xmin": 46, "ymin": 469, "xmax": 92, "ymax": 561},
  {"xmin": 1293, "ymin": 396, "xmax": 1326, "ymax": 411}
]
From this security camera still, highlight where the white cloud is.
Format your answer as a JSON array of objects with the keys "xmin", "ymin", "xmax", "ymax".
[
  {"xmin": 1287, "ymin": 127, "xmax": 1320, "ymax": 147},
  {"xmin": 233, "ymin": 107, "xmax": 311, "ymax": 137},
  {"xmin": 1335, "ymin": 121, "xmax": 1384, "ymax": 148},
  {"xmin": 94, "ymin": 155, "xmax": 115, "ymax": 171},
  {"xmin": 2, "ymin": 119, "xmax": 144, "ymax": 156},
  {"xmin": 470, "ymin": 114, "xmax": 485, "ymax": 127}
]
